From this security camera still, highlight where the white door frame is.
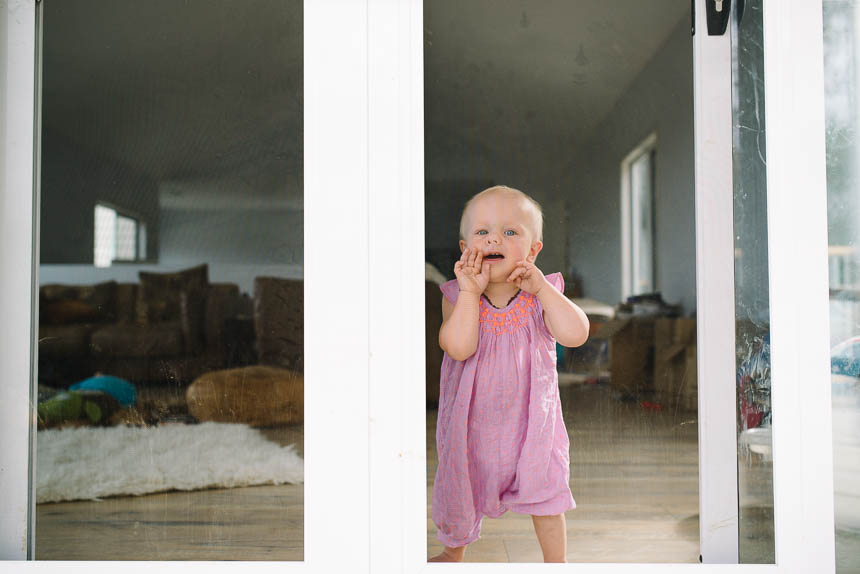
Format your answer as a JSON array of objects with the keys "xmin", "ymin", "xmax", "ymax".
[
  {"xmin": 761, "ymin": 0, "xmax": 835, "ymax": 569},
  {"xmin": 0, "ymin": 0, "xmax": 837, "ymax": 572},
  {"xmin": 0, "ymin": 0, "xmax": 39, "ymax": 560},
  {"xmin": 693, "ymin": 0, "xmax": 740, "ymax": 563}
]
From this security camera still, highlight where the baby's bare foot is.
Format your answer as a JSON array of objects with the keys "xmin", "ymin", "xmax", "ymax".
[{"xmin": 428, "ymin": 547, "xmax": 466, "ymax": 562}]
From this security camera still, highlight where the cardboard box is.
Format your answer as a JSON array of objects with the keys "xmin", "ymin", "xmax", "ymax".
[
  {"xmin": 653, "ymin": 317, "xmax": 698, "ymax": 412},
  {"xmin": 594, "ymin": 317, "xmax": 656, "ymax": 398},
  {"xmin": 560, "ymin": 298, "xmax": 615, "ymax": 377}
]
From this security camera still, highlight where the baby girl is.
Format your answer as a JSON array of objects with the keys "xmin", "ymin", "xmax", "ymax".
[{"xmin": 430, "ymin": 185, "xmax": 589, "ymax": 563}]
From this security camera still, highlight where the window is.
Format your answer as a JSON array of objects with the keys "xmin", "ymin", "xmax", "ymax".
[
  {"xmin": 93, "ymin": 203, "xmax": 146, "ymax": 267},
  {"xmin": 621, "ymin": 133, "xmax": 657, "ymax": 298}
]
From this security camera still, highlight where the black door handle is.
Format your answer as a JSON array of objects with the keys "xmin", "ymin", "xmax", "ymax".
[{"xmin": 706, "ymin": 0, "xmax": 732, "ymax": 36}]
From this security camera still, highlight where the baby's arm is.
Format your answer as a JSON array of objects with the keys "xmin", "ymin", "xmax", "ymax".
[
  {"xmin": 538, "ymin": 284, "xmax": 589, "ymax": 348},
  {"xmin": 438, "ymin": 293, "xmax": 481, "ymax": 361}
]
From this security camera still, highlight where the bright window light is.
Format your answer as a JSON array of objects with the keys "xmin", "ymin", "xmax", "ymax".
[
  {"xmin": 621, "ymin": 133, "xmax": 658, "ymax": 298},
  {"xmin": 93, "ymin": 204, "xmax": 145, "ymax": 267},
  {"xmin": 94, "ymin": 204, "xmax": 116, "ymax": 268}
]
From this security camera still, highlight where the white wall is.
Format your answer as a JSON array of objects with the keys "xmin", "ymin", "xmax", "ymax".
[
  {"xmin": 567, "ymin": 17, "xmax": 695, "ymax": 312},
  {"xmin": 39, "ymin": 137, "xmax": 303, "ymax": 294},
  {"xmin": 40, "ymin": 203, "xmax": 302, "ymax": 295}
]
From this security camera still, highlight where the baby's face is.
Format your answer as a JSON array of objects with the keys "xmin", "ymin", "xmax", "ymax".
[{"xmin": 459, "ymin": 193, "xmax": 543, "ymax": 283}]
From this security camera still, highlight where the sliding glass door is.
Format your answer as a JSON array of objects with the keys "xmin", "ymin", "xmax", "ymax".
[{"xmin": 0, "ymin": 0, "xmax": 840, "ymax": 572}]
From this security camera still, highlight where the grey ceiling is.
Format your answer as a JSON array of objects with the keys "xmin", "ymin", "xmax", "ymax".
[
  {"xmin": 425, "ymin": 0, "xmax": 690, "ymax": 160},
  {"xmin": 41, "ymin": 0, "xmax": 688, "ymax": 209},
  {"xmin": 42, "ymin": 0, "xmax": 303, "ymax": 210}
]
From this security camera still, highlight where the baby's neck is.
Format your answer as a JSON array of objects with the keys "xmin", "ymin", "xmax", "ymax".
[{"xmin": 483, "ymin": 282, "xmax": 520, "ymax": 308}]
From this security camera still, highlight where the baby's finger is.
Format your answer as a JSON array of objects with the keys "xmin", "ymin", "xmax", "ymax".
[
  {"xmin": 460, "ymin": 248, "xmax": 470, "ymax": 263},
  {"xmin": 474, "ymin": 250, "xmax": 483, "ymax": 270},
  {"xmin": 507, "ymin": 266, "xmax": 524, "ymax": 283},
  {"xmin": 468, "ymin": 248, "xmax": 477, "ymax": 269}
]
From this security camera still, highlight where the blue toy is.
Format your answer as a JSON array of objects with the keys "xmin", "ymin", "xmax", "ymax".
[{"xmin": 69, "ymin": 375, "xmax": 137, "ymax": 407}]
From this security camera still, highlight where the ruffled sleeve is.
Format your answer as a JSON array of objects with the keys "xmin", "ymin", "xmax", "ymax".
[
  {"xmin": 545, "ymin": 272, "xmax": 564, "ymax": 294},
  {"xmin": 439, "ymin": 279, "xmax": 459, "ymax": 305}
]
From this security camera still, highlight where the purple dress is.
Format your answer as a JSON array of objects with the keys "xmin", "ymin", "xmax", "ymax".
[{"xmin": 432, "ymin": 272, "xmax": 575, "ymax": 547}]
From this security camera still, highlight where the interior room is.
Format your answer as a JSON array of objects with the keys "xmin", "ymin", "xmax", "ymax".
[
  {"xmin": 421, "ymin": 0, "xmax": 775, "ymax": 564},
  {"xmin": 27, "ymin": 0, "xmax": 858, "ymax": 568},
  {"xmin": 35, "ymin": 0, "xmax": 304, "ymax": 560}
]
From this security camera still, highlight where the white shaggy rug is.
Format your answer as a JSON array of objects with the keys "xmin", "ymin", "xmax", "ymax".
[{"xmin": 37, "ymin": 423, "xmax": 303, "ymax": 503}]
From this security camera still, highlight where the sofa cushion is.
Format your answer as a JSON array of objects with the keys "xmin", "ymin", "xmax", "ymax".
[
  {"xmin": 115, "ymin": 283, "xmax": 139, "ymax": 324},
  {"xmin": 40, "ymin": 281, "xmax": 118, "ymax": 324},
  {"xmin": 136, "ymin": 264, "xmax": 209, "ymax": 324},
  {"xmin": 90, "ymin": 322, "xmax": 185, "ymax": 358},
  {"xmin": 204, "ymin": 283, "xmax": 242, "ymax": 348},
  {"xmin": 39, "ymin": 324, "xmax": 100, "ymax": 358},
  {"xmin": 41, "ymin": 300, "xmax": 102, "ymax": 325},
  {"xmin": 254, "ymin": 277, "xmax": 303, "ymax": 371},
  {"xmin": 137, "ymin": 265, "xmax": 209, "ymax": 355}
]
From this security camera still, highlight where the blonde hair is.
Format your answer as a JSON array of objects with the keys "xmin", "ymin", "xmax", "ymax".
[{"xmin": 459, "ymin": 185, "xmax": 544, "ymax": 241}]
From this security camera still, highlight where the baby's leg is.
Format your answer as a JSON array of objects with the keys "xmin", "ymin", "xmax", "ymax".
[
  {"xmin": 428, "ymin": 544, "xmax": 467, "ymax": 562},
  {"xmin": 532, "ymin": 513, "xmax": 567, "ymax": 563}
]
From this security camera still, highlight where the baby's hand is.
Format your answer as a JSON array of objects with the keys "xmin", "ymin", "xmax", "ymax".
[
  {"xmin": 454, "ymin": 248, "xmax": 490, "ymax": 296},
  {"xmin": 507, "ymin": 261, "xmax": 548, "ymax": 295}
]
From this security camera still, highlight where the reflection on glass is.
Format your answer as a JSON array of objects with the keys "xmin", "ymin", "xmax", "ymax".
[
  {"xmin": 730, "ymin": 0, "xmax": 776, "ymax": 563},
  {"xmin": 823, "ymin": 1, "xmax": 860, "ymax": 571},
  {"xmin": 35, "ymin": 0, "xmax": 304, "ymax": 560},
  {"xmin": 425, "ymin": 1, "xmax": 697, "ymax": 563}
]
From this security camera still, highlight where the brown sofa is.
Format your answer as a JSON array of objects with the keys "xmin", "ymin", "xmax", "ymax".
[
  {"xmin": 253, "ymin": 276, "xmax": 304, "ymax": 372},
  {"xmin": 38, "ymin": 264, "xmax": 249, "ymax": 387}
]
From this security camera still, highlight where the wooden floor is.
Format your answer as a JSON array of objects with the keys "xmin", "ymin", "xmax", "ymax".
[
  {"xmin": 36, "ymin": 483, "xmax": 303, "ymax": 561},
  {"xmin": 35, "ymin": 381, "xmax": 859, "ymax": 567},
  {"xmin": 36, "ymin": 425, "xmax": 305, "ymax": 561}
]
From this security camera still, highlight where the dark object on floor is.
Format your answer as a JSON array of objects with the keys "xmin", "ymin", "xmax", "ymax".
[{"xmin": 617, "ymin": 292, "xmax": 682, "ymax": 317}]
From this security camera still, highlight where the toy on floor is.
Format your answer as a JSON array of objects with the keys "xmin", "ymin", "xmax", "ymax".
[
  {"xmin": 37, "ymin": 390, "xmax": 120, "ymax": 427},
  {"xmin": 69, "ymin": 374, "xmax": 137, "ymax": 407},
  {"xmin": 37, "ymin": 374, "xmax": 136, "ymax": 428}
]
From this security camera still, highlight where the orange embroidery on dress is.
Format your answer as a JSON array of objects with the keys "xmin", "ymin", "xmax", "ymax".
[{"xmin": 479, "ymin": 293, "xmax": 537, "ymax": 335}]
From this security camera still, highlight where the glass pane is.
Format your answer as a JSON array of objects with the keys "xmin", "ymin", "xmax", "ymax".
[
  {"xmin": 730, "ymin": 0, "xmax": 775, "ymax": 563},
  {"xmin": 823, "ymin": 1, "xmax": 860, "ymax": 572},
  {"xmin": 35, "ymin": 0, "xmax": 303, "ymax": 560},
  {"xmin": 425, "ymin": 0, "xmax": 698, "ymax": 563}
]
